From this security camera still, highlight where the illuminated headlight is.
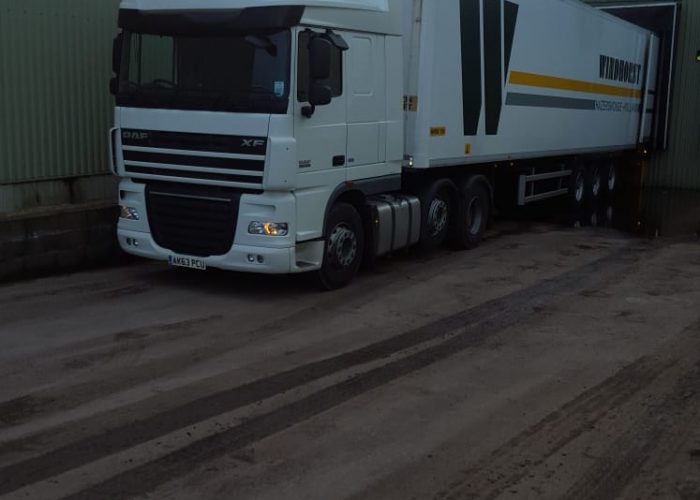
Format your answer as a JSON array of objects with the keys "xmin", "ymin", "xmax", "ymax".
[
  {"xmin": 120, "ymin": 206, "xmax": 140, "ymax": 221},
  {"xmin": 248, "ymin": 222, "xmax": 289, "ymax": 237}
]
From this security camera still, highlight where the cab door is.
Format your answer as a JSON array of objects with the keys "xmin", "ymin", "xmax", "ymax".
[
  {"xmin": 294, "ymin": 29, "xmax": 348, "ymax": 241},
  {"xmin": 345, "ymin": 33, "xmax": 386, "ymax": 180}
]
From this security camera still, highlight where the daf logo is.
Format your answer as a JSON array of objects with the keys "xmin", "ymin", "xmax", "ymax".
[
  {"xmin": 122, "ymin": 131, "xmax": 149, "ymax": 141},
  {"xmin": 242, "ymin": 139, "xmax": 265, "ymax": 148}
]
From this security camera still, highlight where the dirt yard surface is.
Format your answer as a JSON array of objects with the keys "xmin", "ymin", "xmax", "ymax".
[{"xmin": 1, "ymin": 222, "xmax": 699, "ymax": 500}]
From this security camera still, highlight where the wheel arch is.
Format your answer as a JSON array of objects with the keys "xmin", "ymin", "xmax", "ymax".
[
  {"xmin": 323, "ymin": 185, "xmax": 367, "ymax": 236},
  {"xmin": 322, "ymin": 175, "xmax": 402, "ymax": 235}
]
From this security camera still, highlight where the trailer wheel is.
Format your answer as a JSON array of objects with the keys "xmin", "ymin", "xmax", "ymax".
[
  {"xmin": 586, "ymin": 164, "xmax": 602, "ymax": 202},
  {"xmin": 451, "ymin": 181, "xmax": 489, "ymax": 249},
  {"xmin": 418, "ymin": 179, "xmax": 454, "ymax": 252},
  {"xmin": 605, "ymin": 162, "xmax": 618, "ymax": 194},
  {"xmin": 317, "ymin": 203, "xmax": 364, "ymax": 290},
  {"xmin": 569, "ymin": 165, "xmax": 585, "ymax": 210}
]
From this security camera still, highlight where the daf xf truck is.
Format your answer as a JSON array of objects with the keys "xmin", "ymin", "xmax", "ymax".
[{"xmin": 111, "ymin": 0, "xmax": 660, "ymax": 288}]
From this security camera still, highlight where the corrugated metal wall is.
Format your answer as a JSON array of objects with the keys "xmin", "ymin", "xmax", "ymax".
[
  {"xmin": 0, "ymin": 0, "xmax": 119, "ymax": 185},
  {"xmin": 586, "ymin": 0, "xmax": 700, "ymax": 189},
  {"xmin": 648, "ymin": 0, "xmax": 700, "ymax": 189}
]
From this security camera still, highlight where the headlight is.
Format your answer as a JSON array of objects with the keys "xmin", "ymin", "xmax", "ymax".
[
  {"xmin": 120, "ymin": 206, "xmax": 140, "ymax": 221},
  {"xmin": 248, "ymin": 222, "xmax": 289, "ymax": 237}
]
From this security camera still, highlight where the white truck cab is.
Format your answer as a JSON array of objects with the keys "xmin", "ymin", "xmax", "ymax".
[
  {"xmin": 111, "ymin": 0, "xmax": 658, "ymax": 288},
  {"xmin": 113, "ymin": 0, "xmax": 407, "ymax": 288}
]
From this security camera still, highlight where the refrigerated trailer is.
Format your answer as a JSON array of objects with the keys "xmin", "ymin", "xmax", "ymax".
[{"xmin": 111, "ymin": 0, "xmax": 661, "ymax": 288}]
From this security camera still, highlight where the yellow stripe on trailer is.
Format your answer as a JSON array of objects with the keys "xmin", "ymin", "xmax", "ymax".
[{"xmin": 509, "ymin": 71, "xmax": 643, "ymax": 99}]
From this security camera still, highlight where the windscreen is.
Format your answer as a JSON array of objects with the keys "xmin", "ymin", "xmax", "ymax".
[{"xmin": 116, "ymin": 30, "xmax": 291, "ymax": 114}]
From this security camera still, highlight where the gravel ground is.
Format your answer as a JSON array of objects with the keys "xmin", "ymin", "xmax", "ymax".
[{"xmin": 1, "ymin": 221, "xmax": 698, "ymax": 500}]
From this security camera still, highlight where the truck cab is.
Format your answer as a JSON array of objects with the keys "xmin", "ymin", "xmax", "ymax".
[{"xmin": 112, "ymin": 1, "xmax": 404, "ymax": 288}]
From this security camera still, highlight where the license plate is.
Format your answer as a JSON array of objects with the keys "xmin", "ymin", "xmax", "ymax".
[{"xmin": 168, "ymin": 255, "xmax": 207, "ymax": 271}]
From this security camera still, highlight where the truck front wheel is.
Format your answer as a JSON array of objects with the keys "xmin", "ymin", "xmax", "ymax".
[{"xmin": 317, "ymin": 203, "xmax": 364, "ymax": 290}]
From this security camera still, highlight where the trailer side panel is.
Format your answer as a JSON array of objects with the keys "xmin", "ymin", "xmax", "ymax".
[{"xmin": 406, "ymin": 0, "xmax": 656, "ymax": 168}]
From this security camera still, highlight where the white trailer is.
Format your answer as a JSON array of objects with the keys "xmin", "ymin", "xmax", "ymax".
[{"xmin": 111, "ymin": 0, "xmax": 660, "ymax": 288}]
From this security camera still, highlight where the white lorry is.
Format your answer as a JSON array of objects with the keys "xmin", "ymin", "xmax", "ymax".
[{"xmin": 111, "ymin": 0, "xmax": 660, "ymax": 288}]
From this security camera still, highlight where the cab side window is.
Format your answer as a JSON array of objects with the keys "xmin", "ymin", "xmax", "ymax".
[{"xmin": 297, "ymin": 31, "xmax": 343, "ymax": 102}]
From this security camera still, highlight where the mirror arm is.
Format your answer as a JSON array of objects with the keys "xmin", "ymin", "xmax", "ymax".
[
  {"xmin": 324, "ymin": 29, "xmax": 349, "ymax": 51},
  {"xmin": 302, "ymin": 104, "xmax": 316, "ymax": 119}
]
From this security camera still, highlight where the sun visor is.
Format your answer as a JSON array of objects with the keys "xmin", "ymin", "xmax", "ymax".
[
  {"xmin": 118, "ymin": 6, "xmax": 305, "ymax": 36},
  {"xmin": 119, "ymin": 0, "xmax": 388, "ymax": 13},
  {"xmin": 305, "ymin": 0, "xmax": 389, "ymax": 10}
]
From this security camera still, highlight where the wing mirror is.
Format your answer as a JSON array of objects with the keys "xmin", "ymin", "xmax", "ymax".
[
  {"xmin": 309, "ymin": 36, "xmax": 332, "ymax": 81},
  {"xmin": 303, "ymin": 35, "xmax": 342, "ymax": 118},
  {"xmin": 309, "ymin": 82, "xmax": 332, "ymax": 107}
]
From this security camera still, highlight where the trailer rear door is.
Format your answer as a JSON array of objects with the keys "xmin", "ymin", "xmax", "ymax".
[
  {"xmin": 638, "ymin": 34, "xmax": 660, "ymax": 144},
  {"xmin": 596, "ymin": 2, "xmax": 679, "ymax": 151}
]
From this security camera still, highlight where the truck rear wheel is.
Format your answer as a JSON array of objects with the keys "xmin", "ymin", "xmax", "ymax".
[
  {"xmin": 317, "ymin": 203, "xmax": 364, "ymax": 290},
  {"xmin": 418, "ymin": 179, "xmax": 455, "ymax": 252},
  {"xmin": 451, "ymin": 180, "xmax": 489, "ymax": 249}
]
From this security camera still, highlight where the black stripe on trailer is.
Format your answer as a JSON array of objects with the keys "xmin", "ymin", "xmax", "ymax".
[
  {"xmin": 460, "ymin": 0, "xmax": 482, "ymax": 136},
  {"xmin": 483, "ymin": 0, "xmax": 502, "ymax": 135},
  {"xmin": 506, "ymin": 93, "xmax": 597, "ymax": 110},
  {"xmin": 504, "ymin": 1, "xmax": 519, "ymax": 83}
]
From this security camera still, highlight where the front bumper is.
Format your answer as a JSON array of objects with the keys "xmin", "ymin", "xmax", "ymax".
[
  {"xmin": 118, "ymin": 229, "xmax": 302, "ymax": 274},
  {"xmin": 117, "ymin": 180, "xmax": 323, "ymax": 274}
]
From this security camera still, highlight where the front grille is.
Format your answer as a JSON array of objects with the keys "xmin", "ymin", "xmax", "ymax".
[
  {"xmin": 146, "ymin": 182, "xmax": 242, "ymax": 257},
  {"xmin": 127, "ymin": 166, "xmax": 261, "ymax": 184},
  {"xmin": 122, "ymin": 129, "xmax": 267, "ymax": 155},
  {"xmin": 121, "ymin": 129, "xmax": 267, "ymax": 189}
]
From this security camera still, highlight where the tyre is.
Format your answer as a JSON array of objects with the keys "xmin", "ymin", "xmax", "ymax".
[
  {"xmin": 586, "ymin": 163, "xmax": 602, "ymax": 203},
  {"xmin": 451, "ymin": 180, "xmax": 490, "ymax": 249},
  {"xmin": 317, "ymin": 203, "xmax": 364, "ymax": 290},
  {"xmin": 418, "ymin": 178, "xmax": 455, "ymax": 252},
  {"xmin": 604, "ymin": 161, "xmax": 617, "ymax": 195},
  {"xmin": 569, "ymin": 163, "xmax": 585, "ymax": 210}
]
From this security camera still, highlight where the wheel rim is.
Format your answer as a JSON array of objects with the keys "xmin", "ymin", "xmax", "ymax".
[
  {"xmin": 592, "ymin": 168, "xmax": 602, "ymax": 198},
  {"xmin": 467, "ymin": 196, "xmax": 483, "ymax": 235},
  {"xmin": 608, "ymin": 166, "xmax": 617, "ymax": 192},
  {"xmin": 327, "ymin": 223, "xmax": 358, "ymax": 269},
  {"xmin": 575, "ymin": 172, "xmax": 585, "ymax": 202},
  {"xmin": 428, "ymin": 197, "xmax": 449, "ymax": 237}
]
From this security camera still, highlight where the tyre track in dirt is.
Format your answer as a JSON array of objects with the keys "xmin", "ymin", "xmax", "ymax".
[
  {"xmin": 0, "ymin": 315, "xmax": 224, "ymax": 426},
  {"xmin": 0, "ymin": 229, "xmax": 586, "ymax": 441},
  {"xmin": 0, "ymin": 253, "xmax": 447, "ymax": 428},
  {"xmin": 433, "ymin": 319, "xmax": 700, "ymax": 500},
  {"xmin": 0, "ymin": 245, "xmax": 647, "ymax": 499},
  {"xmin": 562, "ymin": 361, "xmax": 700, "ymax": 500}
]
